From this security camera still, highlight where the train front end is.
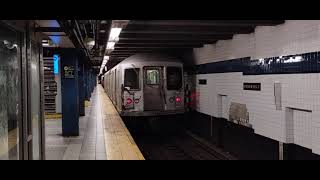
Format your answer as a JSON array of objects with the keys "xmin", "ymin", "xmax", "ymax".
[{"xmin": 121, "ymin": 63, "xmax": 185, "ymax": 117}]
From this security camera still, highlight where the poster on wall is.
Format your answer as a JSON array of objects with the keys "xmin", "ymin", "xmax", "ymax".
[{"xmin": 229, "ymin": 102, "xmax": 253, "ymax": 128}]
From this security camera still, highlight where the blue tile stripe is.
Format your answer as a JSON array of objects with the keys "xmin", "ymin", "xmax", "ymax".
[{"xmin": 184, "ymin": 51, "xmax": 320, "ymax": 75}]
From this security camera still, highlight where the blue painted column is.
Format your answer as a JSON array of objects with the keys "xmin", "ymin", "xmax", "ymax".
[
  {"xmin": 84, "ymin": 66, "xmax": 89, "ymax": 101},
  {"xmin": 78, "ymin": 59, "xmax": 85, "ymax": 116},
  {"xmin": 61, "ymin": 49, "xmax": 79, "ymax": 136},
  {"xmin": 87, "ymin": 69, "xmax": 92, "ymax": 100}
]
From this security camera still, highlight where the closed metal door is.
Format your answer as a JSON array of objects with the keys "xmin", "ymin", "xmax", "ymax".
[{"xmin": 143, "ymin": 67, "xmax": 164, "ymax": 111}]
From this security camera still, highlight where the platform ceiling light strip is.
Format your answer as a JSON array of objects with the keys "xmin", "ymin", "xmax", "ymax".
[
  {"xmin": 104, "ymin": 55, "xmax": 109, "ymax": 61},
  {"xmin": 108, "ymin": 28, "xmax": 122, "ymax": 42},
  {"xmin": 107, "ymin": 41, "xmax": 116, "ymax": 50},
  {"xmin": 105, "ymin": 20, "xmax": 129, "ymax": 52},
  {"xmin": 42, "ymin": 39, "xmax": 49, "ymax": 47}
]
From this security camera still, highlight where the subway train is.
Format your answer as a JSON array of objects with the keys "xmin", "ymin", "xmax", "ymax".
[{"xmin": 102, "ymin": 53, "xmax": 185, "ymax": 117}]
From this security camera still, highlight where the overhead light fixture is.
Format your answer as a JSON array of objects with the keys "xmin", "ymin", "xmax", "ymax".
[
  {"xmin": 87, "ymin": 40, "xmax": 95, "ymax": 46},
  {"xmin": 107, "ymin": 41, "xmax": 115, "ymax": 50},
  {"xmin": 108, "ymin": 28, "xmax": 122, "ymax": 41},
  {"xmin": 101, "ymin": 20, "xmax": 107, "ymax": 24},
  {"xmin": 104, "ymin": 56, "xmax": 109, "ymax": 60},
  {"xmin": 42, "ymin": 39, "xmax": 49, "ymax": 47}
]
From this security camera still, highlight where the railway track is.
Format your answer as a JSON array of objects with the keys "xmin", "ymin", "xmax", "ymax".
[{"xmin": 131, "ymin": 128, "xmax": 236, "ymax": 160}]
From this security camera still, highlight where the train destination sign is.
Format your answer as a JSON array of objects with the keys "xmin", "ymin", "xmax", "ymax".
[{"xmin": 243, "ymin": 83, "xmax": 261, "ymax": 91}]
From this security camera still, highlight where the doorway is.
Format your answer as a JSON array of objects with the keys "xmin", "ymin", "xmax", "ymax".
[{"xmin": 143, "ymin": 67, "xmax": 164, "ymax": 111}]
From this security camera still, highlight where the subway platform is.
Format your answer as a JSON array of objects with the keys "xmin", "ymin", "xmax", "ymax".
[{"xmin": 45, "ymin": 85, "xmax": 144, "ymax": 160}]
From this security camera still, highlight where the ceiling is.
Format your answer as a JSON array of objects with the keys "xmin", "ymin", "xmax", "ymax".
[
  {"xmin": 37, "ymin": 20, "xmax": 285, "ymax": 73},
  {"xmin": 109, "ymin": 20, "xmax": 285, "ymax": 62},
  {"xmin": 35, "ymin": 20, "xmax": 74, "ymax": 48}
]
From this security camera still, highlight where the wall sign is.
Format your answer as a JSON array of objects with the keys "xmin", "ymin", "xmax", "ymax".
[
  {"xmin": 199, "ymin": 79, "xmax": 207, "ymax": 85},
  {"xmin": 53, "ymin": 54, "xmax": 59, "ymax": 75},
  {"xmin": 243, "ymin": 83, "xmax": 261, "ymax": 91},
  {"xmin": 63, "ymin": 66, "xmax": 75, "ymax": 79}
]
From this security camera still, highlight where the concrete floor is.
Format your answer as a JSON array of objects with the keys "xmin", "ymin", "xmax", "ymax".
[{"xmin": 45, "ymin": 88, "xmax": 107, "ymax": 160}]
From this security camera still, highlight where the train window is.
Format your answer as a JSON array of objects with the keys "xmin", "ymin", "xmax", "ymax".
[
  {"xmin": 124, "ymin": 68, "xmax": 140, "ymax": 89},
  {"xmin": 146, "ymin": 69, "xmax": 160, "ymax": 85},
  {"xmin": 167, "ymin": 67, "xmax": 182, "ymax": 90}
]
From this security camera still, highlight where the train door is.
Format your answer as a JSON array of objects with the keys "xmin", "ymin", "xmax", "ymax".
[{"xmin": 143, "ymin": 67, "xmax": 164, "ymax": 111}]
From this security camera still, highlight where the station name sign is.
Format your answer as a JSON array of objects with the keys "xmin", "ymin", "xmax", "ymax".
[
  {"xmin": 63, "ymin": 66, "xmax": 75, "ymax": 79},
  {"xmin": 243, "ymin": 83, "xmax": 261, "ymax": 91}
]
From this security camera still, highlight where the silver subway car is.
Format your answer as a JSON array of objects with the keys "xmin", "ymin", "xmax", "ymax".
[{"xmin": 103, "ymin": 53, "xmax": 185, "ymax": 117}]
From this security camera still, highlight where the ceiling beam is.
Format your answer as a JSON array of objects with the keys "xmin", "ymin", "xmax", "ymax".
[
  {"xmin": 119, "ymin": 33, "xmax": 233, "ymax": 40},
  {"xmin": 117, "ymin": 39, "xmax": 217, "ymax": 44},
  {"xmin": 121, "ymin": 28, "xmax": 254, "ymax": 35},
  {"xmin": 115, "ymin": 45, "xmax": 203, "ymax": 48},
  {"xmin": 111, "ymin": 48, "xmax": 191, "ymax": 51},
  {"xmin": 35, "ymin": 27, "xmax": 64, "ymax": 32},
  {"xmin": 128, "ymin": 20, "xmax": 285, "ymax": 27},
  {"xmin": 116, "ymin": 42, "xmax": 205, "ymax": 46},
  {"xmin": 124, "ymin": 25, "xmax": 255, "ymax": 33},
  {"xmin": 114, "ymin": 47, "xmax": 196, "ymax": 51}
]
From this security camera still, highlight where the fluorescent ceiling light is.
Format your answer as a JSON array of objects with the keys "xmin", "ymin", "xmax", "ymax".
[
  {"xmin": 107, "ymin": 41, "xmax": 115, "ymax": 49},
  {"xmin": 108, "ymin": 28, "xmax": 122, "ymax": 41},
  {"xmin": 87, "ymin": 40, "xmax": 95, "ymax": 46},
  {"xmin": 42, "ymin": 39, "xmax": 50, "ymax": 46}
]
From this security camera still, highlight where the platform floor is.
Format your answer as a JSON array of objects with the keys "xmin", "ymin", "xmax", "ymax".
[{"xmin": 45, "ymin": 85, "xmax": 144, "ymax": 160}]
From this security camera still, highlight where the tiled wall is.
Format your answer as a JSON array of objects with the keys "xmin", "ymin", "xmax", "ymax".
[
  {"xmin": 193, "ymin": 20, "xmax": 320, "ymax": 64},
  {"xmin": 189, "ymin": 20, "xmax": 320, "ymax": 155}
]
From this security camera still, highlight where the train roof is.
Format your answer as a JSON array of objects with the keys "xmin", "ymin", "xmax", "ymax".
[{"xmin": 119, "ymin": 53, "xmax": 183, "ymax": 64}]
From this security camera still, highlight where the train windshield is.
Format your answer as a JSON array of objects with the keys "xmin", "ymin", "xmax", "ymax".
[
  {"xmin": 167, "ymin": 67, "xmax": 182, "ymax": 90},
  {"xmin": 124, "ymin": 68, "xmax": 140, "ymax": 90}
]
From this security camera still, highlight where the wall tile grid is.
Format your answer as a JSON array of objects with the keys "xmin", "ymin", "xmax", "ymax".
[{"xmin": 190, "ymin": 20, "xmax": 320, "ymax": 155}]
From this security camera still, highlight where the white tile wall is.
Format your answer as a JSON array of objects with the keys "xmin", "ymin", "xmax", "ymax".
[
  {"xmin": 293, "ymin": 110, "xmax": 312, "ymax": 149},
  {"xmin": 191, "ymin": 20, "xmax": 320, "ymax": 155},
  {"xmin": 194, "ymin": 20, "xmax": 320, "ymax": 64},
  {"xmin": 194, "ymin": 72, "xmax": 320, "ymax": 155}
]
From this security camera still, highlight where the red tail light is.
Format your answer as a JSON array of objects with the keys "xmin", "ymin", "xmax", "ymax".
[{"xmin": 126, "ymin": 98, "xmax": 133, "ymax": 105}]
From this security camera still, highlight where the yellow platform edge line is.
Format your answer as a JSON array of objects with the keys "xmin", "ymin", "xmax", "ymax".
[
  {"xmin": 98, "ymin": 85, "xmax": 145, "ymax": 160},
  {"xmin": 45, "ymin": 113, "xmax": 62, "ymax": 119},
  {"xmin": 85, "ymin": 100, "xmax": 90, "ymax": 107}
]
